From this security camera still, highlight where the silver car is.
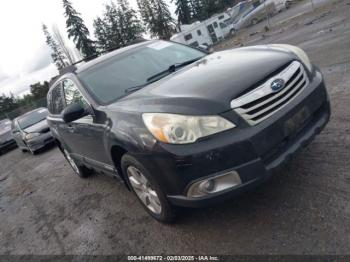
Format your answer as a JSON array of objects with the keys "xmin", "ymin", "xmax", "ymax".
[
  {"xmin": 11, "ymin": 108, "xmax": 54, "ymax": 154},
  {"xmin": 0, "ymin": 119, "xmax": 16, "ymax": 154},
  {"xmin": 232, "ymin": 0, "xmax": 276, "ymax": 32}
]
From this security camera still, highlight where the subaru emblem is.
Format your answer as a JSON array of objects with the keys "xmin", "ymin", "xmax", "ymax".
[{"xmin": 271, "ymin": 78, "xmax": 285, "ymax": 92}]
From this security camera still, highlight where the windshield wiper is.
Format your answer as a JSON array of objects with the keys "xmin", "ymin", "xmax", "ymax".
[
  {"xmin": 146, "ymin": 58, "xmax": 201, "ymax": 83},
  {"xmin": 124, "ymin": 58, "xmax": 202, "ymax": 94}
]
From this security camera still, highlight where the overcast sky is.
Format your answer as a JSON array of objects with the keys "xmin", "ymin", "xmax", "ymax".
[{"xmin": 0, "ymin": 0, "xmax": 175, "ymax": 97}]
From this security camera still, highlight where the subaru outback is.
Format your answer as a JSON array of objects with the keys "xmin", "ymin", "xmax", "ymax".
[{"xmin": 47, "ymin": 40, "xmax": 330, "ymax": 222}]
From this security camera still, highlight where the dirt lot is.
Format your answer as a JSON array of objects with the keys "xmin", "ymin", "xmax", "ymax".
[{"xmin": 1, "ymin": 0, "xmax": 350, "ymax": 255}]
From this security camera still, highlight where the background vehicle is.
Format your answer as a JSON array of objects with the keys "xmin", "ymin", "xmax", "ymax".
[
  {"xmin": 12, "ymin": 108, "xmax": 54, "ymax": 155},
  {"xmin": 0, "ymin": 119, "xmax": 16, "ymax": 154},
  {"xmin": 232, "ymin": 0, "xmax": 276, "ymax": 32},
  {"xmin": 47, "ymin": 40, "xmax": 330, "ymax": 223}
]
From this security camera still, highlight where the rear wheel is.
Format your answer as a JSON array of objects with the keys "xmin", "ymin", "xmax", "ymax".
[
  {"xmin": 63, "ymin": 149, "xmax": 92, "ymax": 178},
  {"xmin": 229, "ymin": 28, "xmax": 237, "ymax": 36},
  {"xmin": 251, "ymin": 18, "xmax": 258, "ymax": 25},
  {"xmin": 121, "ymin": 154, "xmax": 176, "ymax": 223}
]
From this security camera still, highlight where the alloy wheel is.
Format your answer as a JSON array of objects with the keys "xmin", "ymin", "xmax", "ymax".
[{"xmin": 127, "ymin": 166, "xmax": 162, "ymax": 215}]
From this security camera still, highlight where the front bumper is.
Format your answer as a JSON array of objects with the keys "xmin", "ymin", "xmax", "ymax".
[
  {"xmin": 26, "ymin": 131, "xmax": 55, "ymax": 152},
  {"xmin": 136, "ymin": 68, "xmax": 330, "ymax": 207}
]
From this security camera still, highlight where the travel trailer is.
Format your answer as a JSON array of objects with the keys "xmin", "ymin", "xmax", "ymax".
[{"xmin": 171, "ymin": 11, "xmax": 235, "ymax": 47}]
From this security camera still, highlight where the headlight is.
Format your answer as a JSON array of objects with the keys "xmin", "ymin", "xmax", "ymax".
[
  {"xmin": 25, "ymin": 133, "xmax": 41, "ymax": 140},
  {"xmin": 142, "ymin": 113, "xmax": 235, "ymax": 144},
  {"xmin": 270, "ymin": 44, "xmax": 313, "ymax": 72}
]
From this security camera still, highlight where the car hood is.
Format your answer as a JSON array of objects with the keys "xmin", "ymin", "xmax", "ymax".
[
  {"xmin": 23, "ymin": 119, "xmax": 49, "ymax": 133},
  {"xmin": 108, "ymin": 45, "xmax": 295, "ymax": 115}
]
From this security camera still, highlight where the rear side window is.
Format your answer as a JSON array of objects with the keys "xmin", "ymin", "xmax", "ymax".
[
  {"xmin": 63, "ymin": 79, "xmax": 88, "ymax": 109},
  {"xmin": 48, "ymin": 83, "xmax": 65, "ymax": 115}
]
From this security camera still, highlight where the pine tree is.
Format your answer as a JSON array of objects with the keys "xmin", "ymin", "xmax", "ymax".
[
  {"xmin": 63, "ymin": 0, "xmax": 96, "ymax": 58},
  {"xmin": 138, "ymin": 0, "xmax": 175, "ymax": 39},
  {"xmin": 93, "ymin": 0, "xmax": 143, "ymax": 52},
  {"xmin": 42, "ymin": 24, "xmax": 67, "ymax": 70},
  {"xmin": 172, "ymin": 0, "xmax": 192, "ymax": 24},
  {"xmin": 117, "ymin": 0, "xmax": 143, "ymax": 45}
]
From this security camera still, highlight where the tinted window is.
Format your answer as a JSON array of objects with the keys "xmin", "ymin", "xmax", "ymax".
[
  {"xmin": 18, "ymin": 109, "xmax": 48, "ymax": 130},
  {"xmin": 63, "ymin": 79, "xmax": 88, "ymax": 108},
  {"xmin": 78, "ymin": 41, "xmax": 205, "ymax": 105},
  {"xmin": 48, "ymin": 83, "xmax": 65, "ymax": 115},
  {"xmin": 184, "ymin": 34, "xmax": 192, "ymax": 41}
]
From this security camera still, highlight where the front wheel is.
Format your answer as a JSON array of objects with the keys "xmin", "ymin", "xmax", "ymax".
[
  {"xmin": 63, "ymin": 149, "xmax": 92, "ymax": 178},
  {"xmin": 121, "ymin": 154, "xmax": 176, "ymax": 223}
]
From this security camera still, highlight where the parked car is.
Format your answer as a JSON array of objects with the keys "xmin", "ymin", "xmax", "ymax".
[
  {"xmin": 0, "ymin": 119, "xmax": 16, "ymax": 154},
  {"xmin": 12, "ymin": 108, "xmax": 54, "ymax": 154},
  {"xmin": 232, "ymin": 0, "xmax": 276, "ymax": 32},
  {"xmin": 47, "ymin": 40, "xmax": 330, "ymax": 222}
]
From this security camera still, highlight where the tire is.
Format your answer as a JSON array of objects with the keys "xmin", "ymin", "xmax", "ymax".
[
  {"xmin": 251, "ymin": 18, "xmax": 258, "ymax": 25},
  {"xmin": 229, "ymin": 28, "xmax": 237, "ymax": 36},
  {"xmin": 21, "ymin": 148, "xmax": 27, "ymax": 153},
  {"xmin": 62, "ymin": 148, "xmax": 92, "ymax": 178},
  {"xmin": 121, "ymin": 154, "xmax": 176, "ymax": 223}
]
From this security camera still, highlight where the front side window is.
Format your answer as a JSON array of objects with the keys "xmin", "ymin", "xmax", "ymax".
[
  {"xmin": 63, "ymin": 79, "xmax": 88, "ymax": 109},
  {"xmin": 78, "ymin": 41, "xmax": 206, "ymax": 105},
  {"xmin": 48, "ymin": 83, "xmax": 65, "ymax": 115}
]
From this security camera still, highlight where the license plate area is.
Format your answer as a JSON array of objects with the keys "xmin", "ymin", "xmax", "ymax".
[{"xmin": 284, "ymin": 106, "xmax": 310, "ymax": 137}]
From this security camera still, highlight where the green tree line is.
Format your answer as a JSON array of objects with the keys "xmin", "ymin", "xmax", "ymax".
[{"xmin": 44, "ymin": 0, "xmax": 239, "ymax": 70}]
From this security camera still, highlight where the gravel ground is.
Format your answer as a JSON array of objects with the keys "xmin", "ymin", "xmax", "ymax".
[{"xmin": 0, "ymin": 0, "xmax": 350, "ymax": 255}]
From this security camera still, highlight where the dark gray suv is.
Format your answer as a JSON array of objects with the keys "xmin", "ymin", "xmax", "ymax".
[{"xmin": 47, "ymin": 40, "xmax": 330, "ymax": 222}]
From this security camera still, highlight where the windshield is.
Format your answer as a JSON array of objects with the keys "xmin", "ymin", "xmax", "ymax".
[
  {"xmin": 78, "ymin": 41, "xmax": 206, "ymax": 105},
  {"xmin": 0, "ymin": 119, "xmax": 11, "ymax": 132},
  {"xmin": 18, "ymin": 109, "xmax": 48, "ymax": 130}
]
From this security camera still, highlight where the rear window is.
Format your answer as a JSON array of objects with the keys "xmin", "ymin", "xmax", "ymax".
[{"xmin": 18, "ymin": 109, "xmax": 48, "ymax": 129}]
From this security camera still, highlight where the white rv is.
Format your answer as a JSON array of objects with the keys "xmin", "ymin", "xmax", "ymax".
[{"xmin": 171, "ymin": 11, "xmax": 235, "ymax": 47}]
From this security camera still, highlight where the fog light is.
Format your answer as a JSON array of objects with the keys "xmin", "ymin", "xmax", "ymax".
[
  {"xmin": 199, "ymin": 179, "xmax": 215, "ymax": 193},
  {"xmin": 187, "ymin": 171, "xmax": 242, "ymax": 198}
]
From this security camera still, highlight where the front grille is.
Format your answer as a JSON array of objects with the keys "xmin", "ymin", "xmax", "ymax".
[{"xmin": 230, "ymin": 61, "xmax": 309, "ymax": 125}]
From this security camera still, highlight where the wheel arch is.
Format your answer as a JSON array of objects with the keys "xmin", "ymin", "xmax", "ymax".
[{"xmin": 110, "ymin": 145, "xmax": 130, "ymax": 190}]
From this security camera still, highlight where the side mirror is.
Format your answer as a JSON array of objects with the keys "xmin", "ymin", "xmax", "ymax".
[
  {"xmin": 62, "ymin": 103, "xmax": 88, "ymax": 123},
  {"xmin": 198, "ymin": 44, "xmax": 214, "ymax": 54}
]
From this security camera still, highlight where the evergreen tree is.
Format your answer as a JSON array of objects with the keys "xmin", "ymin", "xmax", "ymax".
[
  {"xmin": 137, "ymin": 0, "xmax": 175, "ymax": 39},
  {"xmin": 42, "ymin": 24, "xmax": 67, "ymax": 70},
  {"xmin": 94, "ymin": 0, "xmax": 143, "ymax": 52},
  {"xmin": 63, "ymin": 0, "xmax": 96, "ymax": 58},
  {"xmin": 172, "ymin": 0, "xmax": 192, "ymax": 24}
]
